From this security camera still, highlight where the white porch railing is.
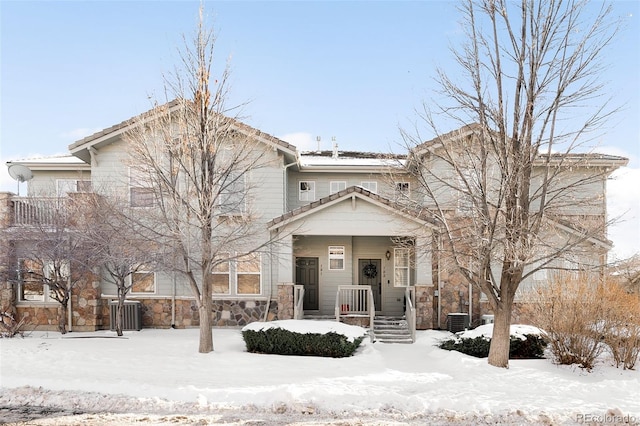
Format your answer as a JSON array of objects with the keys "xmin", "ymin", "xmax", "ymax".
[
  {"xmin": 12, "ymin": 197, "xmax": 63, "ymax": 226},
  {"xmin": 405, "ymin": 286, "xmax": 416, "ymax": 342},
  {"xmin": 293, "ymin": 285, "xmax": 305, "ymax": 320},
  {"xmin": 335, "ymin": 285, "xmax": 375, "ymax": 329}
]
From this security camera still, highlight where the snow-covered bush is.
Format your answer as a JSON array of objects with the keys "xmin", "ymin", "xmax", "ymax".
[
  {"xmin": 242, "ymin": 320, "xmax": 367, "ymax": 358},
  {"xmin": 438, "ymin": 324, "xmax": 546, "ymax": 359}
]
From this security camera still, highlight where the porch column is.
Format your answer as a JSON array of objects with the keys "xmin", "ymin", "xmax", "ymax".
[
  {"xmin": 0, "ymin": 193, "xmax": 16, "ymax": 319},
  {"xmin": 275, "ymin": 233, "xmax": 294, "ymax": 286},
  {"xmin": 414, "ymin": 285, "xmax": 434, "ymax": 329},
  {"xmin": 414, "ymin": 234, "xmax": 434, "ymax": 329},
  {"xmin": 277, "ymin": 283, "xmax": 295, "ymax": 320},
  {"xmin": 414, "ymin": 234, "xmax": 432, "ymax": 287}
]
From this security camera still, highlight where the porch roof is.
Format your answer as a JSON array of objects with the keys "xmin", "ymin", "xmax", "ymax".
[{"xmin": 267, "ymin": 185, "xmax": 438, "ymax": 231}]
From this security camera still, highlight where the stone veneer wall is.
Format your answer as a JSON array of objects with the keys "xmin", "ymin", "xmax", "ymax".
[
  {"xmin": 0, "ymin": 193, "xmax": 15, "ymax": 321},
  {"xmin": 478, "ymin": 300, "xmax": 537, "ymax": 326},
  {"xmin": 101, "ymin": 298, "xmax": 279, "ymax": 329},
  {"xmin": 414, "ymin": 285, "xmax": 434, "ymax": 330},
  {"xmin": 14, "ymin": 277, "xmax": 103, "ymax": 332},
  {"xmin": 435, "ymin": 260, "xmax": 483, "ymax": 329},
  {"xmin": 277, "ymin": 283, "xmax": 294, "ymax": 320}
]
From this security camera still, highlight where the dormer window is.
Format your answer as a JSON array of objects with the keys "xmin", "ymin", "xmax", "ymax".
[
  {"xmin": 360, "ymin": 181, "xmax": 377, "ymax": 193},
  {"xmin": 299, "ymin": 181, "xmax": 316, "ymax": 201},
  {"xmin": 330, "ymin": 181, "xmax": 346, "ymax": 194}
]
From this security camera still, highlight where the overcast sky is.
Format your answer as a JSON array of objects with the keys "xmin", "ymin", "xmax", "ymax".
[{"xmin": 1, "ymin": 0, "xmax": 638, "ymax": 258}]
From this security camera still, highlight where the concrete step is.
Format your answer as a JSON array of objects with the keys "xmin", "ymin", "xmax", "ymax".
[{"xmin": 373, "ymin": 316, "xmax": 413, "ymax": 344}]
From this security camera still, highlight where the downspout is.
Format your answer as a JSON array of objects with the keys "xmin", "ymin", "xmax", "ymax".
[
  {"xmin": 283, "ymin": 154, "xmax": 299, "ymax": 213},
  {"xmin": 67, "ymin": 275, "xmax": 73, "ymax": 332},
  {"xmin": 468, "ymin": 282, "xmax": 472, "ymax": 324},
  {"xmin": 263, "ymin": 240, "xmax": 274, "ymax": 322},
  {"xmin": 171, "ymin": 270, "xmax": 176, "ymax": 328},
  {"xmin": 437, "ymin": 236, "xmax": 442, "ymax": 329}
]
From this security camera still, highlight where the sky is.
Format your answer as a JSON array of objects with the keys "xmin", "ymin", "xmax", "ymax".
[
  {"xmin": 0, "ymin": 0, "xmax": 638, "ymax": 257},
  {"xmin": 1, "ymin": 323, "xmax": 639, "ymax": 424}
]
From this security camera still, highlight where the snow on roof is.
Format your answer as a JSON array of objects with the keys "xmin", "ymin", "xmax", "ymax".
[
  {"xmin": 299, "ymin": 151, "xmax": 406, "ymax": 168},
  {"xmin": 7, "ymin": 154, "xmax": 87, "ymax": 166}
]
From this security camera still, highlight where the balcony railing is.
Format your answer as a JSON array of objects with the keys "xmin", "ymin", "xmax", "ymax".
[{"xmin": 11, "ymin": 197, "xmax": 66, "ymax": 226}]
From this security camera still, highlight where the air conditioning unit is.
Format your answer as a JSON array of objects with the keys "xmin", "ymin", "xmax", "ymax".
[
  {"xmin": 447, "ymin": 313, "xmax": 470, "ymax": 333},
  {"xmin": 109, "ymin": 301, "xmax": 143, "ymax": 331},
  {"xmin": 481, "ymin": 314, "xmax": 495, "ymax": 325}
]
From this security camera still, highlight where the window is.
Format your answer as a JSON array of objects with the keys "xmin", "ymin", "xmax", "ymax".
[
  {"xmin": 360, "ymin": 181, "xmax": 377, "ymax": 193},
  {"xmin": 237, "ymin": 253, "xmax": 261, "ymax": 295},
  {"xmin": 130, "ymin": 268, "xmax": 156, "ymax": 294},
  {"xmin": 395, "ymin": 182, "xmax": 410, "ymax": 200},
  {"xmin": 208, "ymin": 252, "xmax": 261, "ymax": 296},
  {"xmin": 394, "ymin": 248, "xmax": 410, "ymax": 287},
  {"xmin": 130, "ymin": 170, "xmax": 155, "ymax": 208},
  {"xmin": 57, "ymin": 179, "xmax": 91, "ymax": 197},
  {"xmin": 299, "ymin": 181, "xmax": 315, "ymax": 201},
  {"xmin": 211, "ymin": 254, "xmax": 230, "ymax": 295},
  {"xmin": 330, "ymin": 181, "xmax": 347, "ymax": 194},
  {"xmin": 328, "ymin": 246, "xmax": 345, "ymax": 270},
  {"xmin": 533, "ymin": 268, "xmax": 548, "ymax": 282},
  {"xmin": 219, "ymin": 173, "xmax": 245, "ymax": 215},
  {"xmin": 17, "ymin": 259, "xmax": 66, "ymax": 302},
  {"xmin": 457, "ymin": 169, "xmax": 479, "ymax": 214}
]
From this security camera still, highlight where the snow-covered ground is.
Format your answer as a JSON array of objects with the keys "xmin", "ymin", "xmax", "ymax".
[{"xmin": 1, "ymin": 321, "xmax": 639, "ymax": 425}]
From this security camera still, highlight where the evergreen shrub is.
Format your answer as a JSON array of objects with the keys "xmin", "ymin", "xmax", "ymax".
[
  {"xmin": 438, "ymin": 334, "xmax": 546, "ymax": 359},
  {"xmin": 242, "ymin": 327, "xmax": 364, "ymax": 358}
]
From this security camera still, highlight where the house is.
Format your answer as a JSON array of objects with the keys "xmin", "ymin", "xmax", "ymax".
[{"xmin": 0, "ymin": 104, "xmax": 628, "ymax": 339}]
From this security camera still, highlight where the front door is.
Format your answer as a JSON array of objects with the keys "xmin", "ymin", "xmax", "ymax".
[
  {"xmin": 358, "ymin": 259, "xmax": 382, "ymax": 312},
  {"xmin": 295, "ymin": 257, "xmax": 319, "ymax": 311}
]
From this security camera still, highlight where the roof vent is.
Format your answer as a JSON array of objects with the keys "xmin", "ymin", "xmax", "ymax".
[{"xmin": 332, "ymin": 137, "xmax": 338, "ymax": 159}]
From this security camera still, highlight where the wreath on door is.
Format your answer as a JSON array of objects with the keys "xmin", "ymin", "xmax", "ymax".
[{"xmin": 363, "ymin": 263, "xmax": 378, "ymax": 279}]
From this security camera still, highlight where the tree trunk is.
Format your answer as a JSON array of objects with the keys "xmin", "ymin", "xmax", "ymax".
[
  {"xmin": 198, "ymin": 296, "xmax": 214, "ymax": 353},
  {"xmin": 116, "ymin": 293, "xmax": 125, "ymax": 337},
  {"xmin": 58, "ymin": 303, "xmax": 68, "ymax": 334},
  {"xmin": 487, "ymin": 304, "xmax": 512, "ymax": 368}
]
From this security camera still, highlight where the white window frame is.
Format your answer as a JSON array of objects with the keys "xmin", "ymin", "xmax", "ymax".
[
  {"xmin": 299, "ymin": 181, "xmax": 316, "ymax": 201},
  {"xmin": 211, "ymin": 253, "xmax": 231, "ymax": 295},
  {"xmin": 330, "ymin": 181, "xmax": 347, "ymax": 194},
  {"xmin": 56, "ymin": 179, "xmax": 91, "ymax": 197},
  {"xmin": 129, "ymin": 268, "xmax": 157, "ymax": 295},
  {"xmin": 219, "ymin": 173, "xmax": 246, "ymax": 216},
  {"xmin": 17, "ymin": 259, "xmax": 67, "ymax": 303},
  {"xmin": 395, "ymin": 182, "xmax": 410, "ymax": 200},
  {"xmin": 360, "ymin": 181, "xmax": 377, "ymax": 193},
  {"xmin": 129, "ymin": 168, "xmax": 155, "ymax": 208},
  {"xmin": 394, "ymin": 248, "xmax": 410, "ymax": 287},
  {"xmin": 328, "ymin": 246, "xmax": 345, "ymax": 271},
  {"xmin": 236, "ymin": 252, "xmax": 262, "ymax": 295}
]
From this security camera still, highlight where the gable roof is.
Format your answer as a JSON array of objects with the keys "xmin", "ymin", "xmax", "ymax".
[
  {"xmin": 6, "ymin": 154, "xmax": 90, "ymax": 171},
  {"xmin": 268, "ymin": 185, "xmax": 437, "ymax": 231},
  {"xmin": 68, "ymin": 99, "xmax": 298, "ymax": 163},
  {"xmin": 410, "ymin": 123, "xmax": 628, "ymax": 171}
]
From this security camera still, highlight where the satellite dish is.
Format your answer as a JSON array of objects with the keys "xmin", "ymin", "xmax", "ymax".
[{"xmin": 7, "ymin": 164, "xmax": 33, "ymax": 196}]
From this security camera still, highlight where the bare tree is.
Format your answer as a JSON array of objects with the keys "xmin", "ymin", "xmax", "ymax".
[
  {"xmin": 12, "ymin": 194, "xmax": 94, "ymax": 334},
  {"xmin": 76, "ymin": 193, "xmax": 159, "ymax": 336},
  {"xmin": 401, "ymin": 0, "xmax": 621, "ymax": 367},
  {"xmin": 124, "ymin": 8, "xmax": 279, "ymax": 353}
]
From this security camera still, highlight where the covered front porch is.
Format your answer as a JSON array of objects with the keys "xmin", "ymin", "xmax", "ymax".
[{"xmin": 269, "ymin": 186, "xmax": 437, "ymax": 338}]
